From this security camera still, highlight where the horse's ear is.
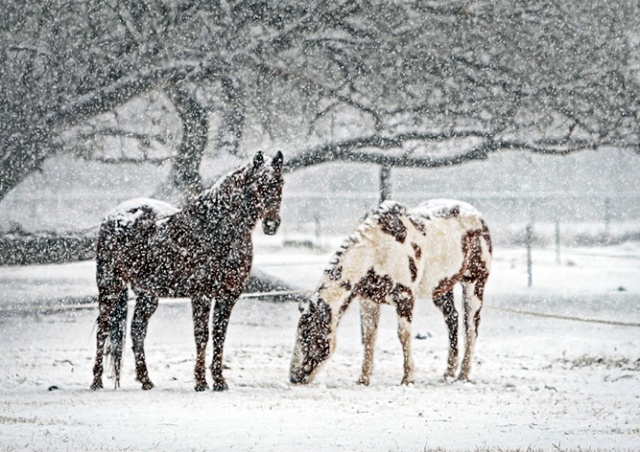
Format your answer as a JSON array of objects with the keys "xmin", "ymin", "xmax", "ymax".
[
  {"xmin": 253, "ymin": 151, "xmax": 264, "ymax": 169},
  {"xmin": 273, "ymin": 151, "xmax": 283, "ymax": 170}
]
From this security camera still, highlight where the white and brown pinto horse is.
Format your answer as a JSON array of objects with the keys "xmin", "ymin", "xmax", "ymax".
[
  {"xmin": 91, "ymin": 151, "xmax": 284, "ymax": 392},
  {"xmin": 290, "ymin": 199, "xmax": 492, "ymax": 386}
]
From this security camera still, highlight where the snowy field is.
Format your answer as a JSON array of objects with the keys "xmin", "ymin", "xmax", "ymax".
[{"xmin": 1, "ymin": 238, "xmax": 639, "ymax": 451}]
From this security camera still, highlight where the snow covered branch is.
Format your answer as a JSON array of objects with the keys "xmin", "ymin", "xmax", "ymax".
[
  {"xmin": 284, "ymin": 133, "xmax": 613, "ymax": 173},
  {"xmin": 2, "ymin": 0, "xmax": 639, "ymax": 203}
]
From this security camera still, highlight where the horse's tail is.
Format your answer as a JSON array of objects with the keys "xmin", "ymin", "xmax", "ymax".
[{"xmin": 109, "ymin": 288, "xmax": 128, "ymax": 389}]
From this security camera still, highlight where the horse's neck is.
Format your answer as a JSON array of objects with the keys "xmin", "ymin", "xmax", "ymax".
[
  {"xmin": 315, "ymin": 282, "xmax": 347, "ymax": 333},
  {"xmin": 316, "ymin": 241, "xmax": 374, "ymax": 328},
  {"xmin": 179, "ymin": 187, "xmax": 257, "ymax": 236}
]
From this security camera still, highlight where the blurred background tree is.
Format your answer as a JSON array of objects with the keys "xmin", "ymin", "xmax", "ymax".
[{"xmin": 2, "ymin": 0, "xmax": 639, "ymax": 203}]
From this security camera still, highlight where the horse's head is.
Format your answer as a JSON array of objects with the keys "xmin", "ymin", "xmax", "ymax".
[
  {"xmin": 290, "ymin": 298, "xmax": 334, "ymax": 385},
  {"xmin": 248, "ymin": 151, "xmax": 284, "ymax": 235}
]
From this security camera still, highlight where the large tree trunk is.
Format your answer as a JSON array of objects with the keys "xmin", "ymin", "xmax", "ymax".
[
  {"xmin": 0, "ymin": 129, "xmax": 52, "ymax": 201},
  {"xmin": 214, "ymin": 77, "xmax": 245, "ymax": 157},
  {"xmin": 164, "ymin": 86, "xmax": 209, "ymax": 201},
  {"xmin": 379, "ymin": 165, "xmax": 392, "ymax": 203}
]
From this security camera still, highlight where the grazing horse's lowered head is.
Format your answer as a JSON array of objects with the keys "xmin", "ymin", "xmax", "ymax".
[{"xmin": 290, "ymin": 296, "xmax": 335, "ymax": 384}]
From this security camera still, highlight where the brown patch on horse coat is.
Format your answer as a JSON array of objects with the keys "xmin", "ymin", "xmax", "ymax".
[
  {"xmin": 463, "ymin": 228, "xmax": 491, "ymax": 303},
  {"xmin": 408, "ymin": 217, "xmax": 427, "ymax": 236},
  {"xmin": 411, "ymin": 242, "xmax": 422, "ymax": 260},
  {"xmin": 354, "ymin": 268, "xmax": 394, "ymax": 304},
  {"xmin": 392, "ymin": 284, "xmax": 414, "ymax": 322},
  {"xmin": 408, "ymin": 256, "xmax": 418, "ymax": 282},
  {"xmin": 434, "ymin": 205, "xmax": 460, "ymax": 219},
  {"xmin": 349, "ymin": 268, "xmax": 415, "ymax": 322},
  {"xmin": 432, "ymin": 227, "xmax": 489, "ymax": 300},
  {"xmin": 481, "ymin": 219, "xmax": 493, "ymax": 255},
  {"xmin": 378, "ymin": 212, "xmax": 407, "ymax": 243}
]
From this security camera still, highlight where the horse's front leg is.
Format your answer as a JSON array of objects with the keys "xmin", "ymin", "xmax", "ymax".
[
  {"xmin": 394, "ymin": 287, "xmax": 415, "ymax": 386},
  {"xmin": 131, "ymin": 293, "xmax": 159, "ymax": 390},
  {"xmin": 209, "ymin": 294, "xmax": 237, "ymax": 391},
  {"xmin": 357, "ymin": 299, "xmax": 381, "ymax": 386},
  {"xmin": 191, "ymin": 295, "xmax": 212, "ymax": 391}
]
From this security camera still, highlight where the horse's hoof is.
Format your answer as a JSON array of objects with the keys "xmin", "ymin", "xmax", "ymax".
[
  {"xmin": 443, "ymin": 372, "xmax": 456, "ymax": 383},
  {"xmin": 400, "ymin": 379, "xmax": 414, "ymax": 386},
  {"xmin": 90, "ymin": 380, "xmax": 103, "ymax": 390},
  {"xmin": 194, "ymin": 383, "xmax": 209, "ymax": 392},
  {"xmin": 212, "ymin": 380, "xmax": 229, "ymax": 392},
  {"xmin": 141, "ymin": 381, "xmax": 154, "ymax": 390},
  {"xmin": 356, "ymin": 377, "xmax": 370, "ymax": 386}
]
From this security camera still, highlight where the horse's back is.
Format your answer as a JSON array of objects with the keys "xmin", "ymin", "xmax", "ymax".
[
  {"xmin": 103, "ymin": 198, "xmax": 179, "ymax": 225},
  {"xmin": 96, "ymin": 198, "xmax": 179, "ymax": 288},
  {"xmin": 410, "ymin": 198, "xmax": 484, "ymax": 227},
  {"xmin": 407, "ymin": 199, "xmax": 492, "ymax": 298},
  {"xmin": 341, "ymin": 199, "xmax": 489, "ymax": 291}
]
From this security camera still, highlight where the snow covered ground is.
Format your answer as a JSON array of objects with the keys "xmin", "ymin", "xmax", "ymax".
[{"xmin": 1, "ymin": 238, "xmax": 639, "ymax": 451}]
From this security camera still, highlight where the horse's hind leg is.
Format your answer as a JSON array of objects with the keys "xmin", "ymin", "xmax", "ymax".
[
  {"xmin": 357, "ymin": 299, "xmax": 381, "ymax": 386},
  {"xmin": 91, "ymin": 286, "xmax": 122, "ymax": 390},
  {"xmin": 110, "ymin": 289, "xmax": 128, "ymax": 388},
  {"xmin": 394, "ymin": 286, "xmax": 415, "ymax": 386},
  {"xmin": 459, "ymin": 279, "xmax": 486, "ymax": 381},
  {"xmin": 131, "ymin": 292, "xmax": 159, "ymax": 390},
  {"xmin": 191, "ymin": 295, "xmax": 212, "ymax": 392},
  {"xmin": 433, "ymin": 290, "xmax": 459, "ymax": 380}
]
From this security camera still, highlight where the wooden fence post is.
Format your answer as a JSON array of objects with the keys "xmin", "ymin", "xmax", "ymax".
[
  {"xmin": 379, "ymin": 165, "xmax": 391, "ymax": 203},
  {"xmin": 555, "ymin": 221, "xmax": 561, "ymax": 265},
  {"xmin": 526, "ymin": 224, "xmax": 533, "ymax": 288}
]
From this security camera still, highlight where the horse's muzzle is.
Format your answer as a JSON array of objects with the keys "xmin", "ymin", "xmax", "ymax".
[{"xmin": 262, "ymin": 217, "xmax": 281, "ymax": 235}]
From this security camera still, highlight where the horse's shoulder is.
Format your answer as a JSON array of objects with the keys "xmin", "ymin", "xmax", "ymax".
[{"xmin": 354, "ymin": 201, "xmax": 409, "ymax": 245}]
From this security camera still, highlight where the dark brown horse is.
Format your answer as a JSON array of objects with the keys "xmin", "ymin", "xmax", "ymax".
[{"xmin": 91, "ymin": 151, "xmax": 284, "ymax": 391}]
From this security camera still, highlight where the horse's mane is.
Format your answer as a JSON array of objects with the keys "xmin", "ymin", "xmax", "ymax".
[
  {"xmin": 199, "ymin": 164, "xmax": 249, "ymax": 205},
  {"xmin": 180, "ymin": 162, "xmax": 253, "ymax": 228},
  {"xmin": 325, "ymin": 200, "xmax": 407, "ymax": 271}
]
